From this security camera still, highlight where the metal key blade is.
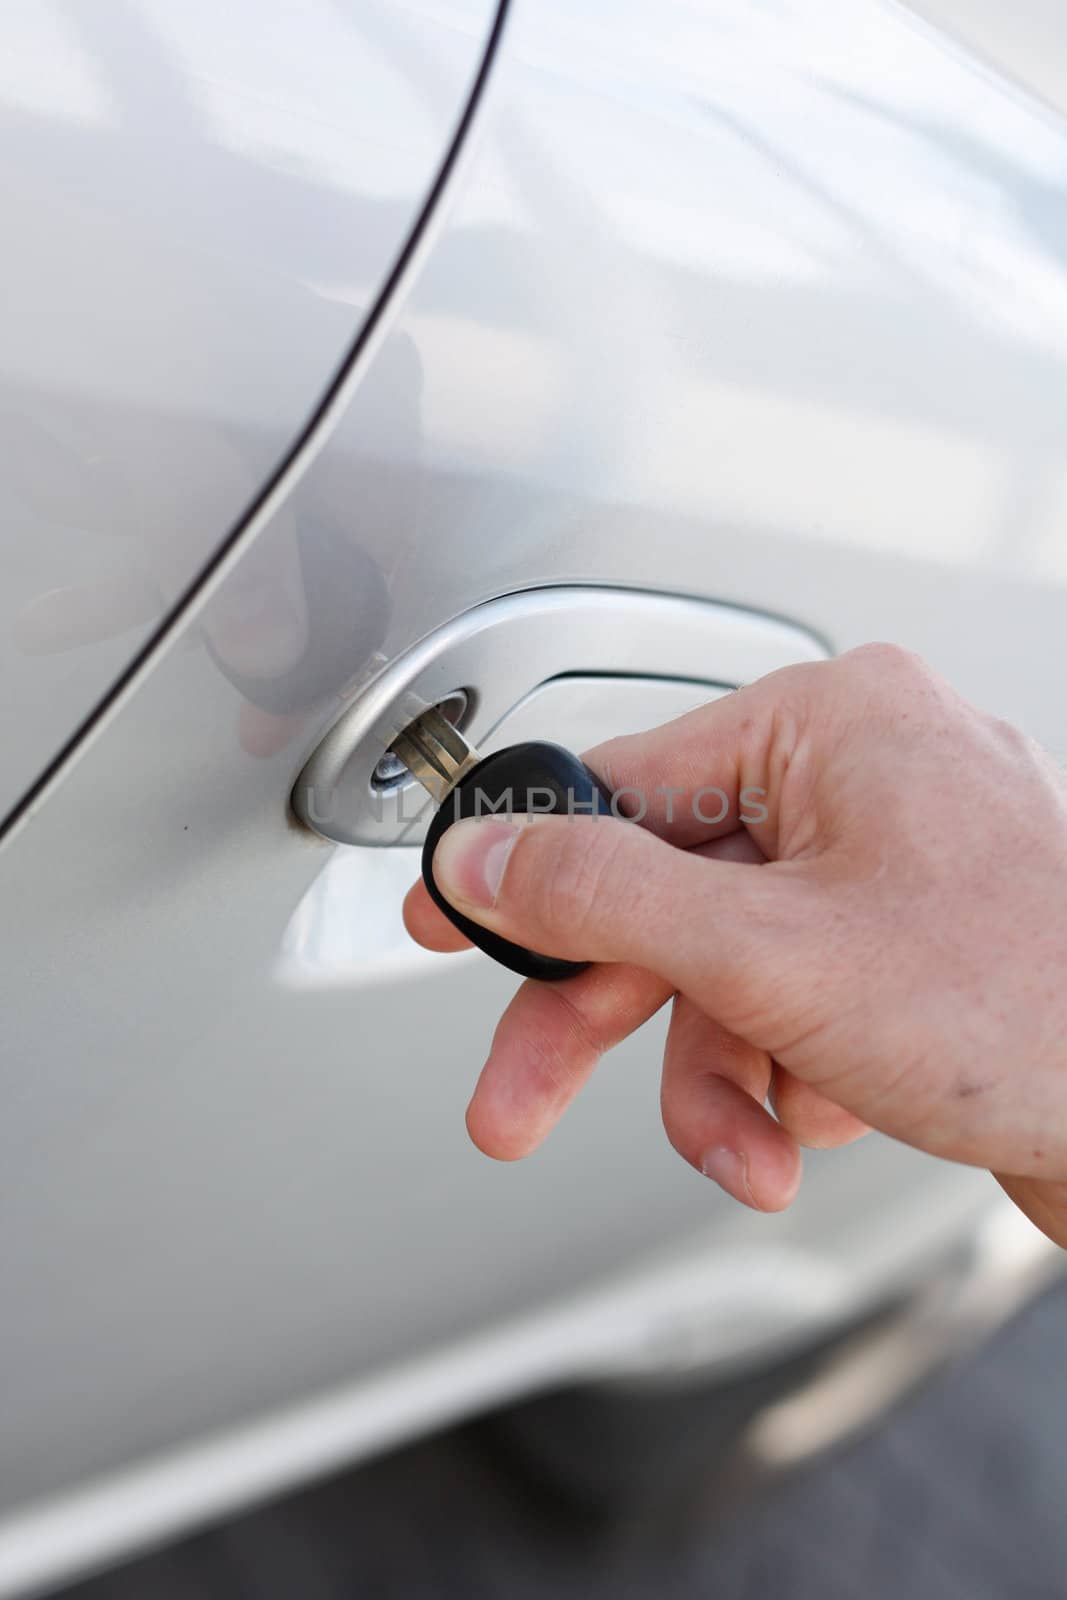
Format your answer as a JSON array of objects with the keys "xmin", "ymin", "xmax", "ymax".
[{"xmin": 388, "ymin": 706, "xmax": 481, "ymax": 805}]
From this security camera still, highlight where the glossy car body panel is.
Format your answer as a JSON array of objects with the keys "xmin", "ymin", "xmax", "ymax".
[
  {"xmin": 1, "ymin": 0, "xmax": 1066, "ymax": 1590},
  {"xmin": 0, "ymin": 0, "xmax": 497, "ymax": 823},
  {"xmin": 903, "ymin": 0, "xmax": 1067, "ymax": 118}
]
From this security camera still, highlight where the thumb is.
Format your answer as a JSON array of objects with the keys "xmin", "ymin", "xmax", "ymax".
[{"xmin": 431, "ymin": 813, "xmax": 818, "ymax": 1024}]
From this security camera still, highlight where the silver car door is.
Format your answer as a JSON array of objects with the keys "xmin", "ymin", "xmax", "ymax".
[{"xmin": 0, "ymin": 0, "xmax": 500, "ymax": 821}]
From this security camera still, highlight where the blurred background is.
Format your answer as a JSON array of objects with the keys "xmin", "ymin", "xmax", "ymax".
[{"xmin": 59, "ymin": 1277, "xmax": 1067, "ymax": 1599}]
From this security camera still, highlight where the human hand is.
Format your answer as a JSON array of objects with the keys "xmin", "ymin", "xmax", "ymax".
[{"xmin": 403, "ymin": 645, "xmax": 1067, "ymax": 1247}]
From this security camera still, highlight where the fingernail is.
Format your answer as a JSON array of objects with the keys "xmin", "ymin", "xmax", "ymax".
[
  {"xmin": 700, "ymin": 1147, "xmax": 756, "ymax": 1207},
  {"xmin": 433, "ymin": 817, "xmax": 523, "ymax": 910}
]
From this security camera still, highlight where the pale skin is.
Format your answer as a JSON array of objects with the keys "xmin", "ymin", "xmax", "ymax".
[{"xmin": 402, "ymin": 644, "xmax": 1067, "ymax": 1249}]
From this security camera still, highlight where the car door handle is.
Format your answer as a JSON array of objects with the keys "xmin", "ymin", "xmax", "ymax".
[{"xmin": 291, "ymin": 586, "xmax": 827, "ymax": 849}]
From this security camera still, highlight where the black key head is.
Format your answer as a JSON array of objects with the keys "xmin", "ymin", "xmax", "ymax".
[{"xmin": 422, "ymin": 741, "xmax": 614, "ymax": 981}]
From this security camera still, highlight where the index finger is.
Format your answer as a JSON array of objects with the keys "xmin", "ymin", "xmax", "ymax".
[
  {"xmin": 403, "ymin": 875, "xmax": 474, "ymax": 953},
  {"xmin": 582, "ymin": 660, "xmax": 822, "ymax": 854}
]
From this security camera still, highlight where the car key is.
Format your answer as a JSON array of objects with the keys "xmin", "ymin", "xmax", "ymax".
[{"xmin": 390, "ymin": 706, "xmax": 613, "ymax": 981}]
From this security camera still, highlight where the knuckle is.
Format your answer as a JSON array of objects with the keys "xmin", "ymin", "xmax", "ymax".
[
  {"xmin": 841, "ymin": 643, "xmax": 942, "ymax": 709},
  {"xmin": 987, "ymin": 714, "xmax": 1030, "ymax": 761},
  {"xmin": 835, "ymin": 643, "xmax": 950, "ymax": 733},
  {"xmin": 551, "ymin": 983, "xmax": 608, "ymax": 1064},
  {"xmin": 844, "ymin": 640, "xmax": 925, "ymax": 678},
  {"xmin": 514, "ymin": 1021, "xmax": 573, "ymax": 1103}
]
